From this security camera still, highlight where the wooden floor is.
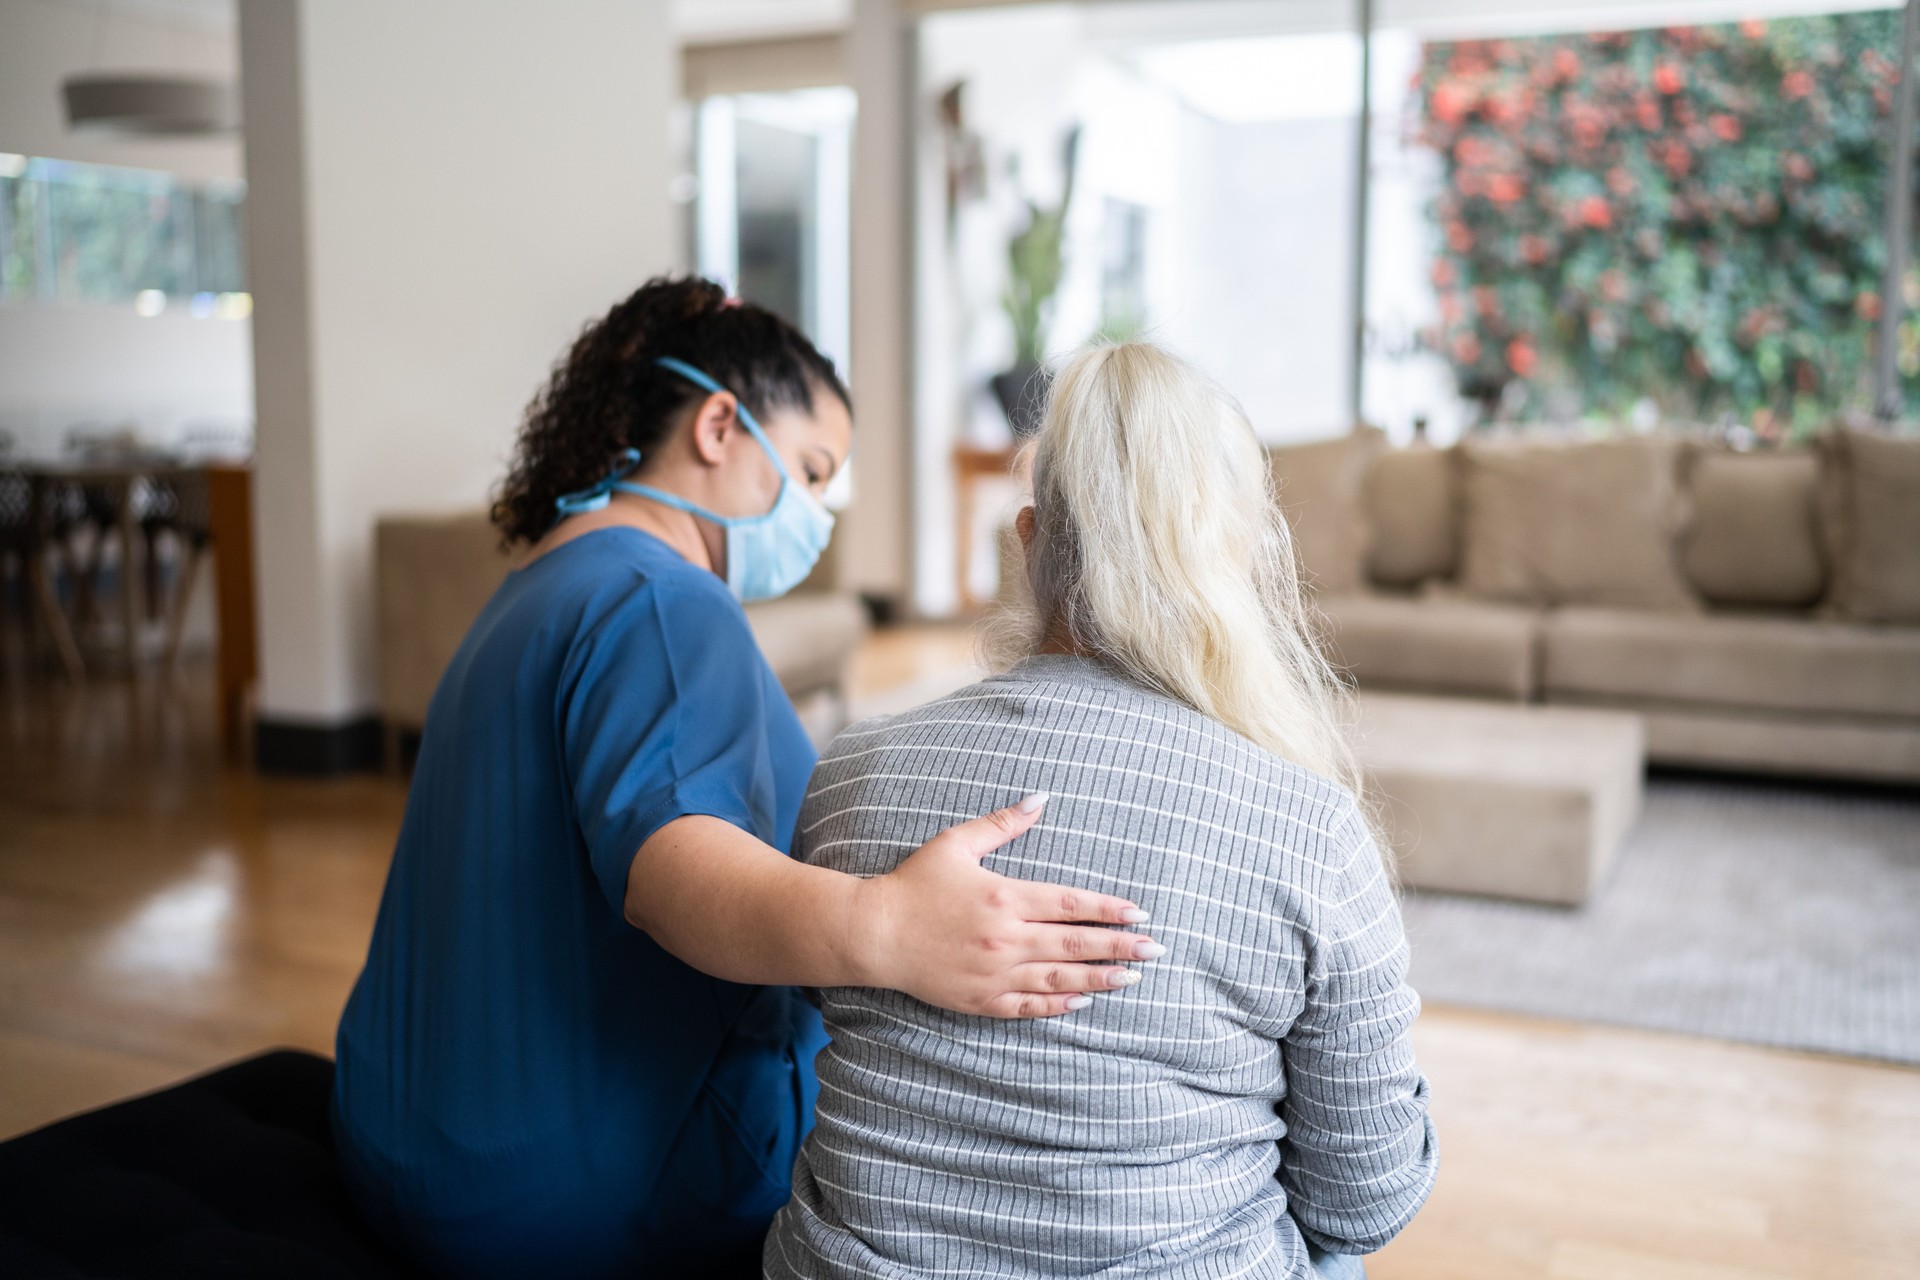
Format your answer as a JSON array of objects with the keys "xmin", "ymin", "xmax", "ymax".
[{"xmin": 2, "ymin": 627, "xmax": 1917, "ymax": 1278}]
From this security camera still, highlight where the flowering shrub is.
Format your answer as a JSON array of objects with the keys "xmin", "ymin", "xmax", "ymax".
[{"xmin": 1417, "ymin": 13, "xmax": 1911, "ymax": 436}]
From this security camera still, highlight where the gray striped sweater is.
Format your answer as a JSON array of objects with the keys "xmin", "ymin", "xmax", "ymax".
[{"xmin": 764, "ymin": 655, "xmax": 1437, "ymax": 1279}]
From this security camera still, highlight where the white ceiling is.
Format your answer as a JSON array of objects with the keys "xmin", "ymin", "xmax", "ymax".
[
  {"xmin": 673, "ymin": 0, "xmax": 851, "ymax": 44},
  {"xmin": 43, "ymin": 0, "xmax": 859, "ymax": 41},
  {"xmin": 46, "ymin": 0, "xmax": 238, "ymax": 30},
  {"xmin": 43, "ymin": 0, "xmax": 1902, "ymax": 48}
]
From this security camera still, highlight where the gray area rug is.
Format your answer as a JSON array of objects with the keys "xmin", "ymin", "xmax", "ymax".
[{"xmin": 1401, "ymin": 776, "xmax": 1920, "ymax": 1065}]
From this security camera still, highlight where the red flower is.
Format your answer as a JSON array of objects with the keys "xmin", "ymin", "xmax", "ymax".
[
  {"xmin": 1782, "ymin": 69, "xmax": 1814, "ymax": 99},
  {"xmin": 1577, "ymin": 195, "xmax": 1613, "ymax": 229},
  {"xmin": 1431, "ymin": 259, "xmax": 1457, "ymax": 287},
  {"xmin": 1653, "ymin": 63, "xmax": 1684, "ymax": 95},
  {"xmin": 1662, "ymin": 140, "xmax": 1694, "ymax": 178},
  {"xmin": 1635, "ymin": 96, "xmax": 1662, "ymax": 130},
  {"xmin": 1553, "ymin": 47, "xmax": 1581, "ymax": 80},
  {"xmin": 1432, "ymin": 80, "xmax": 1472, "ymax": 124},
  {"xmin": 1600, "ymin": 270, "xmax": 1629, "ymax": 302},
  {"xmin": 1857, "ymin": 291, "xmax": 1882, "ymax": 322},
  {"xmin": 1506, "ymin": 337, "xmax": 1538, "ymax": 378},
  {"xmin": 1456, "ymin": 136, "xmax": 1496, "ymax": 167},
  {"xmin": 1783, "ymin": 152, "xmax": 1814, "ymax": 181},
  {"xmin": 1606, "ymin": 166, "xmax": 1636, "ymax": 196},
  {"xmin": 1520, "ymin": 234, "xmax": 1550, "ymax": 265},
  {"xmin": 1447, "ymin": 222, "xmax": 1475, "ymax": 252},
  {"xmin": 1487, "ymin": 173, "xmax": 1525, "ymax": 204},
  {"xmin": 1740, "ymin": 18, "xmax": 1767, "ymax": 40},
  {"xmin": 1709, "ymin": 114, "xmax": 1741, "ymax": 142},
  {"xmin": 1473, "ymin": 285, "xmax": 1500, "ymax": 317},
  {"xmin": 1453, "ymin": 334, "xmax": 1483, "ymax": 364}
]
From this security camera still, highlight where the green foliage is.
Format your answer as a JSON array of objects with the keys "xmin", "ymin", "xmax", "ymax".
[
  {"xmin": 1003, "ymin": 130, "xmax": 1079, "ymax": 367},
  {"xmin": 0, "ymin": 157, "xmax": 246, "ymax": 305},
  {"xmin": 1418, "ymin": 13, "xmax": 1914, "ymax": 437}
]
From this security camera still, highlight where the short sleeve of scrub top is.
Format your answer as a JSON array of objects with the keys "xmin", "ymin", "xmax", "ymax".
[{"xmin": 563, "ymin": 556, "xmax": 785, "ymax": 912}]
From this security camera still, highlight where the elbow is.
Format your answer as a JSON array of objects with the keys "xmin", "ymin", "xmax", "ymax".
[{"xmin": 1295, "ymin": 1118, "xmax": 1440, "ymax": 1255}]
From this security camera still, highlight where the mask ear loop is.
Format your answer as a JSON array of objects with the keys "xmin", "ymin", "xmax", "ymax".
[{"xmin": 552, "ymin": 447, "xmax": 643, "ymax": 520}]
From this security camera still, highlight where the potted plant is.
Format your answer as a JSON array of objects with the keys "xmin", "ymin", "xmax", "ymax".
[{"xmin": 993, "ymin": 128, "xmax": 1079, "ymax": 436}]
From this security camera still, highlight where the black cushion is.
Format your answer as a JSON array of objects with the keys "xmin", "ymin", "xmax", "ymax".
[{"xmin": 0, "ymin": 1049, "xmax": 422, "ymax": 1279}]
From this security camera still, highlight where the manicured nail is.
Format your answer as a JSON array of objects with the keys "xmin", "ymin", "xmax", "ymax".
[
  {"xmin": 1119, "ymin": 908, "xmax": 1149, "ymax": 923},
  {"xmin": 1017, "ymin": 792, "xmax": 1050, "ymax": 814},
  {"xmin": 1108, "ymin": 968, "xmax": 1141, "ymax": 987},
  {"xmin": 1133, "ymin": 942, "xmax": 1166, "ymax": 960},
  {"xmin": 1065, "ymin": 995, "xmax": 1093, "ymax": 1010}
]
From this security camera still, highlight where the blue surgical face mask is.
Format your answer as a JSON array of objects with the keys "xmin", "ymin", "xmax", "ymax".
[{"xmin": 552, "ymin": 356, "xmax": 836, "ymax": 602}]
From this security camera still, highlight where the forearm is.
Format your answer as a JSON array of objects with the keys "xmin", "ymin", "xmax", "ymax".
[{"xmin": 622, "ymin": 814, "xmax": 880, "ymax": 988}]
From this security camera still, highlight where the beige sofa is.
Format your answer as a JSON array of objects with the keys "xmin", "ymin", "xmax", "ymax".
[
  {"xmin": 374, "ymin": 511, "xmax": 869, "ymax": 757},
  {"xmin": 1271, "ymin": 427, "xmax": 1920, "ymax": 785}
]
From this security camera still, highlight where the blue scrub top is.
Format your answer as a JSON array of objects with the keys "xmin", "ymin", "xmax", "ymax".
[{"xmin": 332, "ymin": 526, "xmax": 826, "ymax": 1278}]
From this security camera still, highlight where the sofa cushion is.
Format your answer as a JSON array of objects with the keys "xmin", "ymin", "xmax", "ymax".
[
  {"xmin": 1318, "ymin": 593, "xmax": 1540, "ymax": 700},
  {"xmin": 1680, "ymin": 448, "xmax": 1824, "ymax": 608},
  {"xmin": 1818, "ymin": 428, "xmax": 1920, "ymax": 623},
  {"xmin": 376, "ymin": 513, "xmax": 512, "ymax": 728},
  {"xmin": 1363, "ymin": 444, "xmax": 1457, "ymax": 588},
  {"xmin": 1457, "ymin": 436, "xmax": 1698, "ymax": 612},
  {"xmin": 1542, "ymin": 606, "xmax": 1920, "ymax": 720},
  {"xmin": 1268, "ymin": 426, "xmax": 1383, "ymax": 596}
]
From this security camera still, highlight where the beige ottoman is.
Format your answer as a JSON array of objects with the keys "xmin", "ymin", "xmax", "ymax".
[{"xmin": 1355, "ymin": 694, "xmax": 1645, "ymax": 905}]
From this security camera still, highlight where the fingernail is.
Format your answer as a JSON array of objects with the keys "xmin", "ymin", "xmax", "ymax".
[
  {"xmin": 1065, "ymin": 995, "xmax": 1093, "ymax": 1010},
  {"xmin": 1108, "ymin": 968, "xmax": 1141, "ymax": 987},
  {"xmin": 1017, "ymin": 792, "xmax": 1050, "ymax": 814},
  {"xmin": 1119, "ymin": 908, "xmax": 1150, "ymax": 923},
  {"xmin": 1134, "ymin": 942, "xmax": 1166, "ymax": 960}
]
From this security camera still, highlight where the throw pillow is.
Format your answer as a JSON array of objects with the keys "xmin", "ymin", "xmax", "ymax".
[
  {"xmin": 1680, "ymin": 448, "xmax": 1825, "ymax": 608},
  {"xmin": 1268, "ymin": 426, "xmax": 1383, "ymax": 596},
  {"xmin": 1819, "ymin": 428, "xmax": 1920, "ymax": 623},
  {"xmin": 1457, "ymin": 435, "xmax": 1699, "ymax": 611},
  {"xmin": 1363, "ymin": 443, "xmax": 1458, "ymax": 589}
]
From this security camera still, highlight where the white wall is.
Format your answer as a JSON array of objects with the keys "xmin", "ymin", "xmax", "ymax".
[
  {"xmin": 0, "ymin": 0, "xmax": 249, "ymax": 461},
  {"xmin": 240, "ymin": 0, "xmax": 676, "ymax": 725},
  {"xmin": 0, "ymin": 305, "xmax": 251, "ymax": 455},
  {"xmin": 841, "ymin": 0, "xmax": 914, "ymax": 602}
]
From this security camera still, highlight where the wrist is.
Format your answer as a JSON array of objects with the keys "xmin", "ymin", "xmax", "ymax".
[{"xmin": 840, "ymin": 870, "xmax": 897, "ymax": 990}]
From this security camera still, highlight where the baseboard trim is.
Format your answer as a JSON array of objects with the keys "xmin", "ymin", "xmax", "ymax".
[{"xmin": 254, "ymin": 715, "xmax": 385, "ymax": 775}]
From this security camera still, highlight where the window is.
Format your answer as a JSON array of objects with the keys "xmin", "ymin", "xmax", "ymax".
[
  {"xmin": 0, "ymin": 153, "xmax": 249, "ymax": 316},
  {"xmin": 692, "ymin": 88, "xmax": 855, "ymax": 376}
]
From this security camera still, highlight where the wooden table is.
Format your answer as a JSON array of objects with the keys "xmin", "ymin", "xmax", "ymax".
[{"xmin": 951, "ymin": 442, "xmax": 1021, "ymax": 614}]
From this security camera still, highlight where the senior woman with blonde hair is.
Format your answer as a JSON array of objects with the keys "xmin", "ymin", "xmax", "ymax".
[{"xmin": 764, "ymin": 342, "xmax": 1437, "ymax": 1279}]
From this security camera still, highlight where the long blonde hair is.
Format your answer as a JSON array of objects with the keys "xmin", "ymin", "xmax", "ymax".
[{"xmin": 987, "ymin": 341, "xmax": 1368, "ymax": 810}]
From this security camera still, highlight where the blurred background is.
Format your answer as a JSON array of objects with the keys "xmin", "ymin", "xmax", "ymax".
[{"xmin": 1, "ymin": 2, "xmax": 1917, "ymax": 1278}]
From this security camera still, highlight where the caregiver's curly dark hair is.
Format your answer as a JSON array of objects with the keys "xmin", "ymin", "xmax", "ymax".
[{"xmin": 491, "ymin": 276, "xmax": 851, "ymax": 547}]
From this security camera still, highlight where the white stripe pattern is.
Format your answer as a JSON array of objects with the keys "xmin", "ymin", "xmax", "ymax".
[{"xmin": 764, "ymin": 656, "xmax": 1438, "ymax": 1279}]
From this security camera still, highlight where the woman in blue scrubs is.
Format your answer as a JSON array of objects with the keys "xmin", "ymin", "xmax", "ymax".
[{"xmin": 331, "ymin": 278, "xmax": 1160, "ymax": 1279}]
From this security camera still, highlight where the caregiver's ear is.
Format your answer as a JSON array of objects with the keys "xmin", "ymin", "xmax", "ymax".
[
  {"xmin": 1016, "ymin": 505, "xmax": 1036, "ymax": 549},
  {"xmin": 689, "ymin": 392, "xmax": 741, "ymax": 466}
]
